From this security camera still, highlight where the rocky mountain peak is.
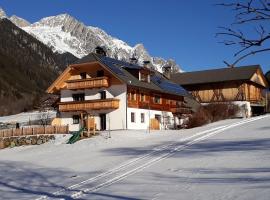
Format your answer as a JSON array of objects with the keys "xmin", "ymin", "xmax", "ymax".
[
  {"xmin": 6, "ymin": 11, "xmax": 182, "ymax": 73},
  {"xmin": 10, "ymin": 15, "xmax": 30, "ymax": 27},
  {"xmin": 0, "ymin": 7, "xmax": 7, "ymax": 18}
]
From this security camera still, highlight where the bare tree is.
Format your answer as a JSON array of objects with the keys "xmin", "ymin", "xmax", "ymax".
[{"xmin": 216, "ymin": 0, "xmax": 270, "ymax": 67}]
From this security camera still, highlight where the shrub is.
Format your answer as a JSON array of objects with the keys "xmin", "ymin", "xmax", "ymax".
[
  {"xmin": 186, "ymin": 107, "xmax": 211, "ymax": 128},
  {"xmin": 187, "ymin": 103, "xmax": 240, "ymax": 128}
]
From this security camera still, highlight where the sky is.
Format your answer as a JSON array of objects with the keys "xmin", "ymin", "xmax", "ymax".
[{"xmin": 1, "ymin": 0, "xmax": 270, "ymax": 73}]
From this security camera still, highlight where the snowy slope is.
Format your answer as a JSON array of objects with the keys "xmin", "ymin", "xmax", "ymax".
[{"xmin": 1, "ymin": 116, "xmax": 270, "ymax": 199}]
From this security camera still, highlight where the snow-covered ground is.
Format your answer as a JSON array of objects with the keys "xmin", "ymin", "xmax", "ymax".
[
  {"xmin": 0, "ymin": 111, "xmax": 56, "ymax": 124},
  {"xmin": 0, "ymin": 115, "xmax": 269, "ymax": 199}
]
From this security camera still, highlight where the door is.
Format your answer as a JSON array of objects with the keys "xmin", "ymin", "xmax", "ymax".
[
  {"xmin": 100, "ymin": 114, "xmax": 106, "ymax": 130},
  {"xmin": 99, "ymin": 91, "xmax": 106, "ymax": 99}
]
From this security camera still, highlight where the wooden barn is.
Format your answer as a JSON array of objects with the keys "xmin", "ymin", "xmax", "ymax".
[{"xmin": 171, "ymin": 65, "xmax": 269, "ymax": 117}]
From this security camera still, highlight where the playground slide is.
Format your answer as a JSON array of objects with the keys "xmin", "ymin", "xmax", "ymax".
[{"xmin": 67, "ymin": 127, "xmax": 85, "ymax": 144}]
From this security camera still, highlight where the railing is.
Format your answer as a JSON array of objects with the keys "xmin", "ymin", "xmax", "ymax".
[
  {"xmin": 66, "ymin": 76, "xmax": 109, "ymax": 90},
  {"xmin": 0, "ymin": 125, "xmax": 69, "ymax": 138},
  {"xmin": 170, "ymin": 107, "xmax": 192, "ymax": 114},
  {"xmin": 59, "ymin": 98, "xmax": 120, "ymax": 112}
]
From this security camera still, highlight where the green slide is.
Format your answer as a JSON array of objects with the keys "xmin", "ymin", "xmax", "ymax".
[{"xmin": 67, "ymin": 127, "xmax": 85, "ymax": 144}]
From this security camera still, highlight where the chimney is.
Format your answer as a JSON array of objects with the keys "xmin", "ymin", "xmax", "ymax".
[
  {"xmin": 163, "ymin": 65, "xmax": 172, "ymax": 79},
  {"xmin": 143, "ymin": 60, "xmax": 151, "ymax": 68},
  {"xmin": 95, "ymin": 46, "xmax": 107, "ymax": 56},
  {"xmin": 130, "ymin": 57, "xmax": 138, "ymax": 64}
]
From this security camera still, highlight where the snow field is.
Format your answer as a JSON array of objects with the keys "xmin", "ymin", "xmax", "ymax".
[{"xmin": 35, "ymin": 115, "xmax": 269, "ymax": 200}]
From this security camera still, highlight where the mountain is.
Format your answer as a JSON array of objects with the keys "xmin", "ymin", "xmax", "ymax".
[
  {"xmin": 11, "ymin": 12, "xmax": 181, "ymax": 72},
  {"xmin": 9, "ymin": 15, "xmax": 30, "ymax": 27},
  {"xmin": 0, "ymin": 17, "xmax": 78, "ymax": 116}
]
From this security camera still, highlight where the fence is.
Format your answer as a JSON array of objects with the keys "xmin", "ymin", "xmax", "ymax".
[{"xmin": 0, "ymin": 125, "xmax": 69, "ymax": 138}]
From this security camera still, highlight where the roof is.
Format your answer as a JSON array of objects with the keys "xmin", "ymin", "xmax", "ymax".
[
  {"xmin": 68, "ymin": 53, "xmax": 190, "ymax": 97},
  {"xmin": 171, "ymin": 65, "xmax": 267, "ymax": 87}
]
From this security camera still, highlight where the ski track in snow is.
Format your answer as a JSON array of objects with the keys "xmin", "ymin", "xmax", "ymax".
[{"xmin": 35, "ymin": 115, "xmax": 269, "ymax": 200}]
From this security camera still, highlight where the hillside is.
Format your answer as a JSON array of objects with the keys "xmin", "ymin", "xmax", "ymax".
[{"xmin": 0, "ymin": 18, "xmax": 77, "ymax": 116}]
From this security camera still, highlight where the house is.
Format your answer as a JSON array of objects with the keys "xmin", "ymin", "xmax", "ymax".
[
  {"xmin": 46, "ymin": 53, "xmax": 194, "ymax": 132},
  {"xmin": 171, "ymin": 65, "xmax": 269, "ymax": 117}
]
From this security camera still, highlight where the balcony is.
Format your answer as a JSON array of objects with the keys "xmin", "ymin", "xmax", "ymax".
[
  {"xmin": 66, "ymin": 76, "xmax": 109, "ymax": 90},
  {"xmin": 59, "ymin": 98, "xmax": 120, "ymax": 112},
  {"xmin": 170, "ymin": 107, "xmax": 192, "ymax": 114}
]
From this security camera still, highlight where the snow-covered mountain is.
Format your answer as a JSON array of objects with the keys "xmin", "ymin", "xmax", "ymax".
[{"xmin": 2, "ymin": 7, "xmax": 181, "ymax": 72}]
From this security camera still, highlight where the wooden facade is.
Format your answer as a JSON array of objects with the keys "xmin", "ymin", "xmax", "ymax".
[
  {"xmin": 127, "ymin": 87, "xmax": 191, "ymax": 114},
  {"xmin": 171, "ymin": 66, "xmax": 269, "ymax": 107},
  {"xmin": 66, "ymin": 76, "xmax": 109, "ymax": 90},
  {"xmin": 58, "ymin": 98, "xmax": 120, "ymax": 112},
  {"xmin": 186, "ymin": 81, "xmax": 264, "ymax": 104}
]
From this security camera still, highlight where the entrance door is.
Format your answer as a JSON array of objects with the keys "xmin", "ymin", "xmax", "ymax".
[
  {"xmin": 100, "ymin": 114, "xmax": 106, "ymax": 130},
  {"xmin": 99, "ymin": 91, "xmax": 106, "ymax": 99}
]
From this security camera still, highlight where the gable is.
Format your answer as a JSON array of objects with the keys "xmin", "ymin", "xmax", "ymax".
[
  {"xmin": 250, "ymin": 68, "xmax": 269, "ymax": 88},
  {"xmin": 46, "ymin": 61, "xmax": 124, "ymax": 94}
]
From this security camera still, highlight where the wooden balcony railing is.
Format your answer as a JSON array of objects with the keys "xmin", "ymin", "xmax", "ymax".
[
  {"xmin": 59, "ymin": 98, "xmax": 120, "ymax": 112},
  {"xmin": 170, "ymin": 107, "xmax": 192, "ymax": 114},
  {"xmin": 66, "ymin": 76, "xmax": 109, "ymax": 90}
]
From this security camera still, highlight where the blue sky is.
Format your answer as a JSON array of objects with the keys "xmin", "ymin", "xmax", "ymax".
[{"xmin": 1, "ymin": 0, "xmax": 270, "ymax": 73}]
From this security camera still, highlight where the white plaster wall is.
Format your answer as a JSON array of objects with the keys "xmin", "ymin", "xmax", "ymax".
[
  {"xmin": 60, "ymin": 112, "xmax": 80, "ymax": 132},
  {"xmin": 60, "ymin": 84, "xmax": 127, "ymax": 131},
  {"xmin": 127, "ymin": 108, "xmax": 174, "ymax": 130},
  {"xmin": 61, "ymin": 88, "xmax": 114, "ymax": 102},
  {"xmin": 105, "ymin": 84, "xmax": 127, "ymax": 130}
]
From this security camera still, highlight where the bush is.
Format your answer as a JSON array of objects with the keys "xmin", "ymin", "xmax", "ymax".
[
  {"xmin": 187, "ymin": 103, "xmax": 239, "ymax": 128},
  {"xmin": 186, "ymin": 107, "xmax": 211, "ymax": 128}
]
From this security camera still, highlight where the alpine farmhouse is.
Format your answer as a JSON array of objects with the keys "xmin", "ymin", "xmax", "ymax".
[
  {"xmin": 47, "ymin": 53, "xmax": 193, "ymax": 132},
  {"xmin": 171, "ymin": 66, "xmax": 269, "ymax": 117}
]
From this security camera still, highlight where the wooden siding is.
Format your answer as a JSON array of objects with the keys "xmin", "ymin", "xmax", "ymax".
[
  {"xmin": 66, "ymin": 76, "xmax": 109, "ymax": 90},
  {"xmin": 127, "ymin": 87, "xmax": 190, "ymax": 114},
  {"xmin": 185, "ymin": 81, "xmax": 264, "ymax": 104},
  {"xmin": 59, "ymin": 98, "xmax": 120, "ymax": 112}
]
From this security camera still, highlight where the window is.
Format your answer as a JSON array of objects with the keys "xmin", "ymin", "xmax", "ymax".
[
  {"xmin": 140, "ymin": 73, "xmax": 148, "ymax": 82},
  {"xmin": 72, "ymin": 93, "xmax": 85, "ymax": 101},
  {"xmin": 97, "ymin": 70, "xmax": 104, "ymax": 77},
  {"xmin": 140, "ymin": 93, "xmax": 145, "ymax": 102},
  {"xmin": 131, "ymin": 112, "xmax": 135, "ymax": 123},
  {"xmin": 131, "ymin": 92, "xmax": 136, "ymax": 101},
  {"xmin": 139, "ymin": 71, "xmax": 150, "ymax": 83},
  {"xmin": 80, "ymin": 72, "xmax": 87, "ymax": 79},
  {"xmin": 155, "ymin": 114, "xmax": 161, "ymax": 123},
  {"xmin": 99, "ymin": 91, "xmax": 106, "ymax": 99},
  {"xmin": 154, "ymin": 95, "xmax": 161, "ymax": 104},
  {"xmin": 141, "ymin": 113, "xmax": 145, "ymax": 123},
  {"xmin": 72, "ymin": 115, "xmax": 80, "ymax": 124}
]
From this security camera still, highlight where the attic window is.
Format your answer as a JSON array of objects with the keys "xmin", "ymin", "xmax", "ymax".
[{"xmin": 139, "ymin": 71, "xmax": 150, "ymax": 83}]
